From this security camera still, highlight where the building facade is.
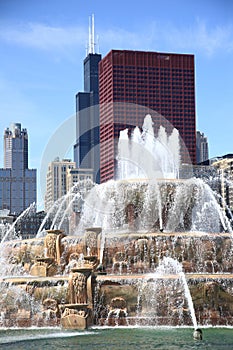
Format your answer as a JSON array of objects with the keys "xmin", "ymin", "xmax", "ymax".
[
  {"xmin": 99, "ymin": 50, "xmax": 196, "ymax": 183},
  {"xmin": 66, "ymin": 168, "xmax": 94, "ymax": 192},
  {"xmin": 196, "ymin": 131, "xmax": 209, "ymax": 164},
  {"xmin": 0, "ymin": 123, "xmax": 37, "ymax": 215},
  {"xmin": 73, "ymin": 53, "xmax": 101, "ymax": 184},
  {"xmin": 44, "ymin": 158, "xmax": 76, "ymax": 212},
  {"xmin": 73, "ymin": 16, "xmax": 102, "ymax": 184},
  {"xmin": 44, "ymin": 157, "xmax": 94, "ymax": 232}
]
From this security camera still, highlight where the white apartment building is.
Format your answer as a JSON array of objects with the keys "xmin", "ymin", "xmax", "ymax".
[{"xmin": 44, "ymin": 158, "xmax": 75, "ymax": 212}]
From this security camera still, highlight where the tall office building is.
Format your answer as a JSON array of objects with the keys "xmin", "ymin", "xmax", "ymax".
[
  {"xmin": 73, "ymin": 15, "xmax": 102, "ymax": 183},
  {"xmin": 99, "ymin": 50, "xmax": 196, "ymax": 183},
  {"xmin": 44, "ymin": 158, "xmax": 76, "ymax": 212},
  {"xmin": 196, "ymin": 131, "xmax": 209, "ymax": 164},
  {"xmin": 0, "ymin": 123, "xmax": 37, "ymax": 215}
]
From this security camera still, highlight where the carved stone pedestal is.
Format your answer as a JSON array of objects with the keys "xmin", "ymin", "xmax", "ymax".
[
  {"xmin": 60, "ymin": 304, "xmax": 91, "ymax": 329},
  {"xmin": 30, "ymin": 257, "xmax": 57, "ymax": 277},
  {"xmin": 60, "ymin": 267, "xmax": 95, "ymax": 329}
]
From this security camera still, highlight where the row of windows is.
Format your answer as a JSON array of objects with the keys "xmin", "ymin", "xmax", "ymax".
[
  {"xmin": 111, "ymin": 84, "xmax": 194, "ymax": 91},
  {"xmin": 112, "ymin": 77, "xmax": 194, "ymax": 84},
  {"xmin": 112, "ymin": 92, "xmax": 194, "ymax": 98},
  {"xmin": 113, "ymin": 84, "xmax": 194, "ymax": 90},
  {"xmin": 113, "ymin": 66, "xmax": 193, "ymax": 72},
  {"xmin": 100, "ymin": 164, "xmax": 114, "ymax": 176},
  {"xmin": 113, "ymin": 74, "xmax": 194, "ymax": 80},
  {"xmin": 112, "ymin": 85, "xmax": 194, "ymax": 92},
  {"xmin": 112, "ymin": 95, "xmax": 192, "ymax": 102},
  {"xmin": 112, "ymin": 75, "xmax": 194, "ymax": 81}
]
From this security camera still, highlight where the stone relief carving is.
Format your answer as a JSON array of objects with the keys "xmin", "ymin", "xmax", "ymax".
[{"xmin": 69, "ymin": 272, "xmax": 87, "ymax": 304}]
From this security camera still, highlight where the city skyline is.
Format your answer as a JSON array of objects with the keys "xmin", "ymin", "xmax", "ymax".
[{"xmin": 0, "ymin": 0, "xmax": 233, "ymax": 206}]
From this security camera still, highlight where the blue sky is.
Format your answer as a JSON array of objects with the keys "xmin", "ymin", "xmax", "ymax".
[{"xmin": 0, "ymin": 0, "xmax": 233, "ymax": 206}]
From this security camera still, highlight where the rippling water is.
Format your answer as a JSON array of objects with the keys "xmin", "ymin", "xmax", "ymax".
[{"xmin": 0, "ymin": 327, "xmax": 233, "ymax": 350}]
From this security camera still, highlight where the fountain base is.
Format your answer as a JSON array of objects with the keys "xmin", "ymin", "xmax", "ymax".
[{"xmin": 0, "ymin": 230, "xmax": 233, "ymax": 329}]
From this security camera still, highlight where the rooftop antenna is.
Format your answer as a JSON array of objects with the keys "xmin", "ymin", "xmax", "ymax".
[
  {"xmin": 88, "ymin": 16, "xmax": 92, "ymax": 54},
  {"xmin": 91, "ymin": 14, "xmax": 95, "ymax": 54},
  {"xmin": 88, "ymin": 14, "xmax": 95, "ymax": 54}
]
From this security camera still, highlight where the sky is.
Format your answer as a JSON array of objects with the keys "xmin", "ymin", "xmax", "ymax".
[{"xmin": 0, "ymin": 0, "xmax": 233, "ymax": 207}]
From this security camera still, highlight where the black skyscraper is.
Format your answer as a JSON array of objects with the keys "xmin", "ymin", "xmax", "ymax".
[{"xmin": 73, "ymin": 16, "xmax": 101, "ymax": 183}]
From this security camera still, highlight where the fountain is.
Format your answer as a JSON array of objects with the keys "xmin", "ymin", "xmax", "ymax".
[
  {"xmin": 117, "ymin": 114, "xmax": 180, "ymax": 180},
  {"xmin": 0, "ymin": 114, "xmax": 232, "ymax": 332}
]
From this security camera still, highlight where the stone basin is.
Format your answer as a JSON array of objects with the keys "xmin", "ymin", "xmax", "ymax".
[{"xmin": 0, "ymin": 229, "xmax": 233, "ymax": 328}]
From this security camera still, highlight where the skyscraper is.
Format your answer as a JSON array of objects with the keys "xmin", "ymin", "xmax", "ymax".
[
  {"xmin": 99, "ymin": 50, "xmax": 196, "ymax": 183},
  {"xmin": 196, "ymin": 131, "xmax": 209, "ymax": 164},
  {"xmin": 73, "ymin": 15, "xmax": 102, "ymax": 183},
  {"xmin": 0, "ymin": 123, "xmax": 37, "ymax": 215}
]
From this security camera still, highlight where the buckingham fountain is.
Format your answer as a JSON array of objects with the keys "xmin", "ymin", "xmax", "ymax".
[{"xmin": 0, "ymin": 115, "xmax": 232, "ymax": 332}]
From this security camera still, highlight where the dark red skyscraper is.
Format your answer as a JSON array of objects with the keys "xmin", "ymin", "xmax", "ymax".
[{"xmin": 99, "ymin": 50, "xmax": 196, "ymax": 183}]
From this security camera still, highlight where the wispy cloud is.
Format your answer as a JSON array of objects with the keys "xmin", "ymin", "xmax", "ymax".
[
  {"xmin": 163, "ymin": 18, "xmax": 233, "ymax": 56},
  {"xmin": 0, "ymin": 22, "xmax": 87, "ymax": 51},
  {"xmin": 0, "ymin": 19, "xmax": 232, "ymax": 57},
  {"xmin": 101, "ymin": 18, "xmax": 233, "ymax": 57}
]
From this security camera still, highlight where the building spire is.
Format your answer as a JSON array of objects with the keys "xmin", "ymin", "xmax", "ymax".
[
  {"xmin": 88, "ymin": 16, "xmax": 91, "ymax": 54},
  {"xmin": 88, "ymin": 14, "xmax": 95, "ymax": 54},
  {"xmin": 91, "ymin": 14, "xmax": 95, "ymax": 53}
]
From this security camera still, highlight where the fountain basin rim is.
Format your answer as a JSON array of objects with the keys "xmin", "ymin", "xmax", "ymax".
[
  {"xmin": 96, "ymin": 273, "xmax": 233, "ymax": 282},
  {"xmin": 1, "ymin": 273, "xmax": 233, "ymax": 288},
  {"xmin": 1, "ymin": 231, "xmax": 231, "ymax": 248},
  {"xmin": 1, "ymin": 273, "xmax": 233, "ymax": 285},
  {"xmin": 99, "ymin": 231, "xmax": 233, "ymax": 238},
  {"xmin": 0, "ymin": 275, "xmax": 69, "ymax": 285}
]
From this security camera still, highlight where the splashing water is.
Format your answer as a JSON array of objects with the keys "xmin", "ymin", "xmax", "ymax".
[
  {"xmin": 37, "ymin": 179, "xmax": 94, "ymax": 236},
  {"xmin": 139, "ymin": 257, "xmax": 198, "ymax": 328},
  {"xmin": 0, "ymin": 203, "xmax": 36, "ymax": 246},
  {"xmin": 117, "ymin": 114, "xmax": 180, "ymax": 180},
  {"xmin": 78, "ymin": 178, "xmax": 232, "ymax": 234},
  {"xmin": 74, "ymin": 113, "xmax": 231, "ymax": 234},
  {"xmin": 158, "ymin": 257, "xmax": 198, "ymax": 329}
]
